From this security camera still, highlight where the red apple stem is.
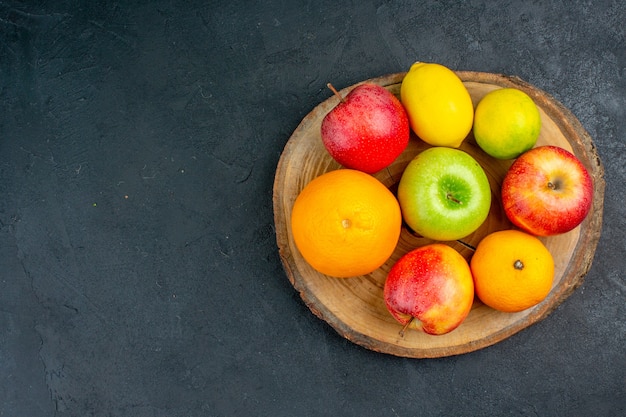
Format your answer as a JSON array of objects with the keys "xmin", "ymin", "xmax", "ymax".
[
  {"xmin": 327, "ymin": 83, "xmax": 345, "ymax": 103},
  {"xmin": 399, "ymin": 317, "xmax": 414, "ymax": 338}
]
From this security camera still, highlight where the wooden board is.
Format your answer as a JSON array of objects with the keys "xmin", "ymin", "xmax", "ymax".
[{"xmin": 273, "ymin": 71, "xmax": 605, "ymax": 358}]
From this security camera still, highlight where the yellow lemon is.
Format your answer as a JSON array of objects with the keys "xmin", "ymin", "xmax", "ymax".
[
  {"xmin": 473, "ymin": 88, "xmax": 542, "ymax": 160},
  {"xmin": 400, "ymin": 62, "xmax": 474, "ymax": 148}
]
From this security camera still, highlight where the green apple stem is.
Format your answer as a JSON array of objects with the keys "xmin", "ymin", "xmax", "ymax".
[
  {"xmin": 327, "ymin": 83, "xmax": 345, "ymax": 103},
  {"xmin": 446, "ymin": 193, "xmax": 462, "ymax": 204},
  {"xmin": 399, "ymin": 317, "xmax": 414, "ymax": 338}
]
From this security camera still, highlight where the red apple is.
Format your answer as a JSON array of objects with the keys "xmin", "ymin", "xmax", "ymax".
[
  {"xmin": 501, "ymin": 145, "xmax": 593, "ymax": 236},
  {"xmin": 321, "ymin": 83, "xmax": 410, "ymax": 174},
  {"xmin": 383, "ymin": 244, "xmax": 474, "ymax": 336}
]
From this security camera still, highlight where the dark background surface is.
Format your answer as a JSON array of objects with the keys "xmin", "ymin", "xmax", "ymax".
[{"xmin": 1, "ymin": 1, "xmax": 624, "ymax": 416}]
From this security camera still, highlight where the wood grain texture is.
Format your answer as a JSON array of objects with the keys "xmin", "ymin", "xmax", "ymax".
[{"xmin": 273, "ymin": 72, "xmax": 605, "ymax": 358}]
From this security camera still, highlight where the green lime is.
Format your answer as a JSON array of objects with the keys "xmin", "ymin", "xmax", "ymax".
[{"xmin": 473, "ymin": 88, "xmax": 541, "ymax": 160}]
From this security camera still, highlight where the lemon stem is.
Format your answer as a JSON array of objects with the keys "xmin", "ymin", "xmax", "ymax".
[
  {"xmin": 514, "ymin": 260, "xmax": 524, "ymax": 270},
  {"xmin": 399, "ymin": 317, "xmax": 414, "ymax": 337},
  {"xmin": 327, "ymin": 83, "xmax": 345, "ymax": 103}
]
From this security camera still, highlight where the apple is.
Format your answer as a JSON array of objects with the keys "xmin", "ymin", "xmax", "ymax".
[
  {"xmin": 321, "ymin": 83, "xmax": 410, "ymax": 174},
  {"xmin": 501, "ymin": 145, "xmax": 593, "ymax": 236},
  {"xmin": 384, "ymin": 243, "xmax": 474, "ymax": 336},
  {"xmin": 397, "ymin": 147, "xmax": 492, "ymax": 241}
]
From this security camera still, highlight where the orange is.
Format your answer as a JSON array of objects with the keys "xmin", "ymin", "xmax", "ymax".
[
  {"xmin": 470, "ymin": 229, "xmax": 555, "ymax": 312},
  {"xmin": 291, "ymin": 169, "xmax": 402, "ymax": 278}
]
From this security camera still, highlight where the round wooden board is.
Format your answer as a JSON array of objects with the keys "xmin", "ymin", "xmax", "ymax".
[{"xmin": 273, "ymin": 71, "xmax": 605, "ymax": 358}]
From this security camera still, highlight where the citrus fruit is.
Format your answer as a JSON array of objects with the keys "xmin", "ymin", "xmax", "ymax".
[
  {"xmin": 400, "ymin": 62, "xmax": 474, "ymax": 148},
  {"xmin": 290, "ymin": 169, "xmax": 402, "ymax": 278},
  {"xmin": 470, "ymin": 229, "xmax": 555, "ymax": 313},
  {"xmin": 473, "ymin": 88, "xmax": 542, "ymax": 160}
]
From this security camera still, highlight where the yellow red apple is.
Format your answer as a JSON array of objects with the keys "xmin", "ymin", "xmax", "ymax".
[
  {"xmin": 383, "ymin": 244, "xmax": 474, "ymax": 336},
  {"xmin": 501, "ymin": 145, "xmax": 593, "ymax": 236},
  {"xmin": 321, "ymin": 83, "xmax": 410, "ymax": 174}
]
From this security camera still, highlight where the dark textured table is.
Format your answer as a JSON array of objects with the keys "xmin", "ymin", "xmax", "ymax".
[{"xmin": 1, "ymin": 1, "xmax": 624, "ymax": 416}]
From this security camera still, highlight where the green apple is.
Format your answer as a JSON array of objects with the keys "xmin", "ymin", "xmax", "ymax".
[{"xmin": 397, "ymin": 147, "xmax": 491, "ymax": 241}]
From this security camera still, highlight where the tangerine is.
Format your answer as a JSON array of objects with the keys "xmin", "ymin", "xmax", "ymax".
[
  {"xmin": 290, "ymin": 169, "xmax": 402, "ymax": 278},
  {"xmin": 470, "ymin": 229, "xmax": 555, "ymax": 313}
]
